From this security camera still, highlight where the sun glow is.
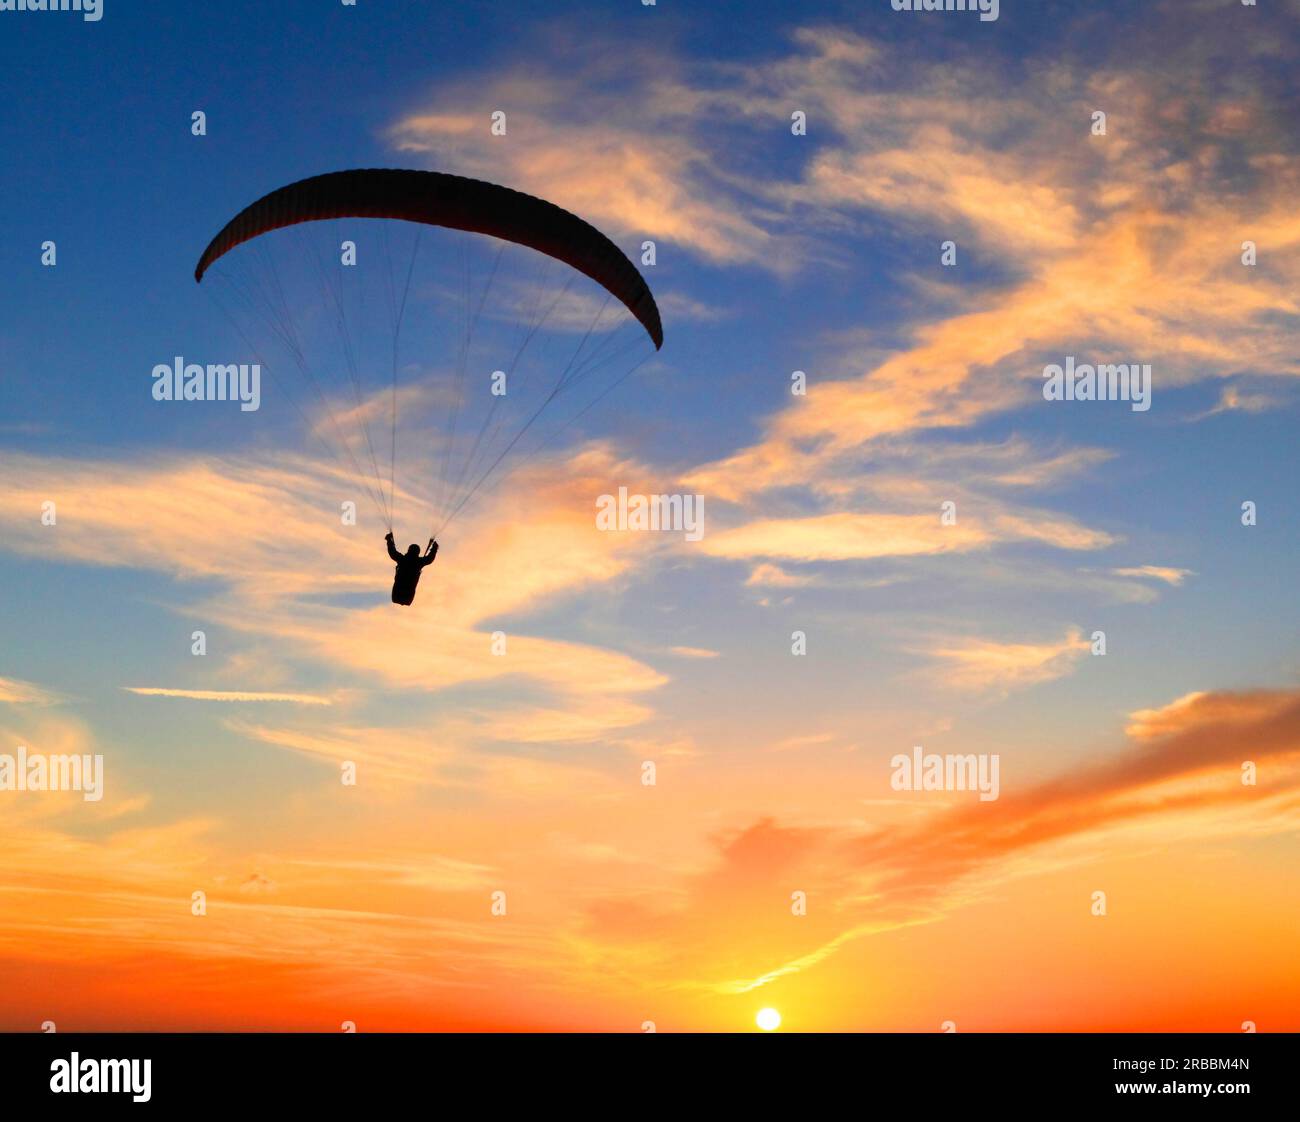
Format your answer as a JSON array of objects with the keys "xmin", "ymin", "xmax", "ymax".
[{"xmin": 756, "ymin": 1007, "xmax": 782, "ymax": 1032}]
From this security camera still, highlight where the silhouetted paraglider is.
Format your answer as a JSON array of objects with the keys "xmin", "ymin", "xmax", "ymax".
[{"xmin": 195, "ymin": 168, "xmax": 663, "ymax": 605}]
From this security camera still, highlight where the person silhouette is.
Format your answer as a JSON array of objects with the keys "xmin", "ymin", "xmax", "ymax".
[{"xmin": 386, "ymin": 532, "xmax": 438, "ymax": 605}]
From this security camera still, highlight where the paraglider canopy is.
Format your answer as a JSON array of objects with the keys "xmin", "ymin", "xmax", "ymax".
[
  {"xmin": 194, "ymin": 168, "xmax": 664, "ymax": 538},
  {"xmin": 195, "ymin": 169, "xmax": 662, "ymax": 348}
]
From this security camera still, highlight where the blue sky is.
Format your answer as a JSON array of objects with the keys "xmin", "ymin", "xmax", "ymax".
[{"xmin": 4, "ymin": 0, "xmax": 1299, "ymax": 763}]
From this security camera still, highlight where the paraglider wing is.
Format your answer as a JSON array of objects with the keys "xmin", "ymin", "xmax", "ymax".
[{"xmin": 194, "ymin": 168, "xmax": 663, "ymax": 349}]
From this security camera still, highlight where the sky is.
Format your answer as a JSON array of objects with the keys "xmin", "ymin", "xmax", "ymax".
[{"xmin": 1, "ymin": 0, "xmax": 1299, "ymax": 1032}]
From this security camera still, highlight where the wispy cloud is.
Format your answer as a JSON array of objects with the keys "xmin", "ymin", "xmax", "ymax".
[
  {"xmin": 122, "ymin": 688, "xmax": 333, "ymax": 705},
  {"xmin": 1111, "ymin": 565, "xmax": 1193, "ymax": 587},
  {"xmin": 699, "ymin": 510, "xmax": 1114, "ymax": 563},
  {"xmin": 919, "ymin": 629, "xmax": 1093, "ymax": 694},
  {"xmin": 1189, "ymin": 383, "xmax": 1281, "ymax": 421},
  {"xmin": 672, "ymin": 28, "xmax": 1300, "ymax": 507},
  {"xmin": 744, "ymin": 563, "xmax": 814, "ymax": 588},
  {"xmin": 0, "ymin": 676, "xmax": 62, "ymax": 706}
]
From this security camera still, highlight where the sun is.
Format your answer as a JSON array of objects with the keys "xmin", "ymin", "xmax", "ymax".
[{"xmin": 756, "ymin": 1007, "xmax": 782, "ymax": 1032}]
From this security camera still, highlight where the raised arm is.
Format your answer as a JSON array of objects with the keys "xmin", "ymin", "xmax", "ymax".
[
  {"xmin": 422, "ymin": 539, "xmax": 439, "ymax": 567},
  {"xmin": 385, "ymin": 533, "xmax": 403, "ymax": 563}
]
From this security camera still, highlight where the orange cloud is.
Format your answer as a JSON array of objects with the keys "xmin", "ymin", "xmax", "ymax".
[
  {"xmin": 0, "ymin": 676, "xmax": 61, "ymax": 706},
  {"xmin": 699, "ymin": 510, "xmax": 1113, "ymax": 563},
  {"xmin": 123, "ymin": 688, "xmax": 332, "ymax": 705},
  {"xmin": 1111, "ymin": 565, "xmax": 1193, "ymax": 586},
  {"xmin": 569, "ymin": 688, "xmax": 1300, "ymax": 1000},
  {"xmin": 920, "ymin": 629, "xmax": 1093, "ymax": 694}
]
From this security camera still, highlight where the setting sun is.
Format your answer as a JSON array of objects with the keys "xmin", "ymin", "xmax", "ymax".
[{"xmin": 756, "ymin": 1008, "xmax": 782, "ymax": 1032}]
